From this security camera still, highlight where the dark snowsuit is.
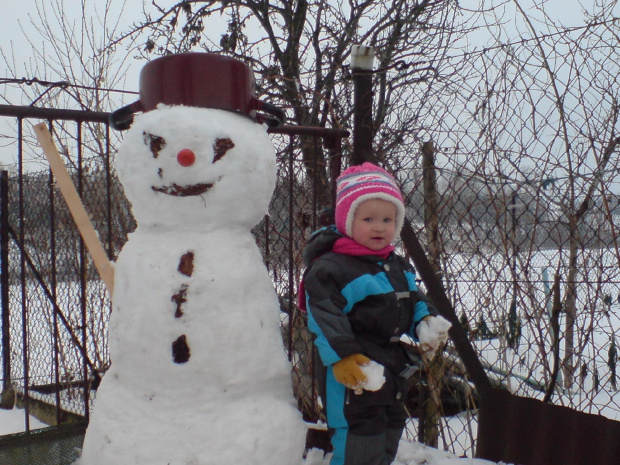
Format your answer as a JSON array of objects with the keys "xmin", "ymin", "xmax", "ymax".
[{"xmin": 302, "ymin": 226, "xmax": 436, "ymax": 465}]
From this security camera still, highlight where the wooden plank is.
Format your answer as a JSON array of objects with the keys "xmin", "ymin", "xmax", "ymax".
[{"xmin": 32, "ymin": 122, "xmax": 114, "ymax": 296}]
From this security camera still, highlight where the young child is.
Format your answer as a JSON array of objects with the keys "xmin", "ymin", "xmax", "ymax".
[{"xmin": 301, "ymin": 162, "xmax": 451, "ymax": 465}]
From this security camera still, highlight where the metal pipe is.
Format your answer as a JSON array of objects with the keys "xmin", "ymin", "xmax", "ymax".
[
  {"xmin": 0, "ymin": 104, "xmax": 109, "ymax": 123},
  {"xmin": 76, "ymin": 122, "xmax": 90, "ymax": 422},
  {"xmin": 1, "ymin": 171, "xmax": 10, "ymax": 399},
  {"xmin": 350, "ymin": 45, "xmax": 377, "ymax": 165},
  {"xmin": 18, "ymin": 117, "xmax": 30, "ymax": 431},
  {"xmin": 49, "ymin": 162, "xmax": 62, "ymax": 425}
]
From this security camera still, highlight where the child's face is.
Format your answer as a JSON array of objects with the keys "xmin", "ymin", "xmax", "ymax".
[{"xmin": 351, "ymin": 199, "xmax": 397, "ymax": 250}]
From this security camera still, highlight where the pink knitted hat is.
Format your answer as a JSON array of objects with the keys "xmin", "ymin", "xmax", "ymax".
[{"xmin": 335, "ymin": 162, "xmax": 405, "ymax": 237}]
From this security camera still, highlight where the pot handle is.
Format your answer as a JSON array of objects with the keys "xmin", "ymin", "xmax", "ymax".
[
  {"xmin": 253, "ymin": 100, "xmax": 286, "ymax": 128},
  {"xmin": 109, "ymin": 101, "xmax": 143, "ymax": 131}
]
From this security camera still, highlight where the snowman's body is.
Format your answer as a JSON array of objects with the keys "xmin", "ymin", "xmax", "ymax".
[{"xmin": 78, "ymin": 106, "xmax": 306, "ymax": 465}]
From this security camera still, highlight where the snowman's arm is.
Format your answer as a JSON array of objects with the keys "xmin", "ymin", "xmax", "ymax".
[{"xmin": 33, "ymin": 123, "xmax": 115, "ymax": 297}]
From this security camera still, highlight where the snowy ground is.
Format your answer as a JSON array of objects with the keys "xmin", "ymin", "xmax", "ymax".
[
  {"xmin": 0, "ymin": 407, "xmax": 46, "ymax": 435},
  {"xmin": 303, "ymin": 440, "xmax": 498, "ymax": 465},
  {"xmin": 391, "ymin": 442, "xmax": 497, "ymax": 465},
  {"xmin": 0, "ymin": 406, "xmax": 497, "ymax": 465}
]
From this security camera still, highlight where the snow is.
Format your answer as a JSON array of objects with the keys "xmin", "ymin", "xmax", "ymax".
[
  {"xmin": 1, "ymin": 103, "xmax": 499, "ymax": 465},
  {"xmin": 0, "ymin": 403, "xmax": 496, "ymax": 465},
  {"xmin": 303, "ymin": 440, "xmax": 498, "ymax": 465},
  {"xmin": 359, "ymin": 360, "xmax": 386, "ymax": 392},
  {"xmin": 0, "ymin": 408, "xmax": 46, "ymax": 436},
  {"xmin": 417, "ymin": 315, "xmax": 452, "ymax": 353}
]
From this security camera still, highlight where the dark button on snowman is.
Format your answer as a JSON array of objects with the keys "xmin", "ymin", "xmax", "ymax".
[{"xmin": 77, "ymin": 53, "xmax": 305, "ymax": 465}]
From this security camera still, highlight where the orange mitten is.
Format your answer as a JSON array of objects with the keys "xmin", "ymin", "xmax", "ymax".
[{"xmin": 332, "ymin": 354, "xmax": 370, "ymax": 387}]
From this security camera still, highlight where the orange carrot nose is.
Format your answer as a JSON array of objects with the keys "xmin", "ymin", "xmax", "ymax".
[{"xmin": 177, "ymin": 148, "xmax": 196, "ymax": 167}]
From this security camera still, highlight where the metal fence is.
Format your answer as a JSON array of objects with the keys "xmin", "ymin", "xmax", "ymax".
[
  {"xmin": 0, "ymin": 105, "xmax": 355, "ymax": 461},
  {"xmin": 0, "ymin": 422, "xmax": 86, "ymax": 465},
  {"xmin": 0, "ymin": 107, "xmax": 118, "ymax": 431}
]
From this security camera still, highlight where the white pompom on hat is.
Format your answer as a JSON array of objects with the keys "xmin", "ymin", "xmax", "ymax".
[{"xmin": 335, "ymin": 162, "xmax": 405, "ymax": 237}]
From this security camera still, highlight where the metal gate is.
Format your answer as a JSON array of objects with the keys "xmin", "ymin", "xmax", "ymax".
[{"xmin": 0, "ymin": 104, "xmax": 350, "ymax": 461}]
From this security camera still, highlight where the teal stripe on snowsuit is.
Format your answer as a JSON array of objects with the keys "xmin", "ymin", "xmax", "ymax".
[
  {"xmin": 307, "ymin": 295, "xmax": 341, "ymax": 366},
  {"xmin": 325, "ymin": 369, "xmax": 347, "ymax": 465},
  {"xmin": 341, "ymin": 272, "xmax": 394, "ymax": 314}
]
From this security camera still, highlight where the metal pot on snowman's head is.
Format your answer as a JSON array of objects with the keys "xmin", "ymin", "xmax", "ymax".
[{"xmin": 110, "ymin": 53, "xmax": 285, "ymax": 130}]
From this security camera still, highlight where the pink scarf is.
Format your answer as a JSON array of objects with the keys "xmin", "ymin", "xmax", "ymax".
[
  {"xmin": 297, "ymin": 236, "xmax": 394, "ymax": 311},
  {"xmin": 332, "ymin": 236, "xmax": 394, "ymax": 258}
]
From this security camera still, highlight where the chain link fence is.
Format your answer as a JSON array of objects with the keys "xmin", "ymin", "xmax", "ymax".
[
  {"xmin": 1, "ymin": 158, "xmax": 129, "ymax": 418},
  {"xmin": 270, "ymin": 18, "xmax": 620, "ymax": 457},
  {"xmin": 385, "ymin": 17, "xmax": 620, "ymax": 456},
  {"xmin": 0, "ymin": 423, "xmax": 86, "ymax": 465},
  {"xmin": 0, "ymin": 113, "xmax": 125, "ymax": 463}
]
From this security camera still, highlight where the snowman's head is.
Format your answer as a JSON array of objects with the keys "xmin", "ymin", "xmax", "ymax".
[{"xmin": 115, "ymin": 105, "xmax": 277, "ymax": 230}]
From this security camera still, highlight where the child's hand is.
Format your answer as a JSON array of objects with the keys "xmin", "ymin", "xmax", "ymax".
[
  {"xmin": 332, "ymin": 354, "xmax": 370, "ymax": 390},
  {"xmin": 416, "ymin": 315, "xmax": 451, "ymax": 354}
]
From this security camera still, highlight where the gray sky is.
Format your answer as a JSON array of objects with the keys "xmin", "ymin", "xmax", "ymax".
[
  {"xmin": 1, "ymin": 0, "xmax": 143, "ymax": 102},
  {"xmin": 0, "ymin": 0, "xmax": 144, "ymax": 168},
  {"xmin": 0, "ymin": 0, "xmax": 617, "ymax": 168},
  {"xmin": 2, "ymin": 0, "xmax": 613, "ymax": 98}
]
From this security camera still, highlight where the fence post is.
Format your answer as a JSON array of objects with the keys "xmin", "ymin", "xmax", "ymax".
[
  {"xmin": 1, "ymin": 170, "xmax": 13, "ymax": 409},
  {"xmin": 350, "ymin": 45, "xmax": 377, "ymax": 165},
  {"xmin": 421, "ymin": 141, "xmax": 445, "ymax": 447}
]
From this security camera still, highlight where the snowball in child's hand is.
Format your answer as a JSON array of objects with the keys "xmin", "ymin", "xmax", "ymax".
[
  {"xmin": 354, "ymin": 360, "xmax": 385, "ymax": 394},
  {"xmin": 416, "ymin": 315, "xmax": 452, "ymax": 353}
]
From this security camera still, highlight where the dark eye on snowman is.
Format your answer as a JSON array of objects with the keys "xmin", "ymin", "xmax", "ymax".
[
  {"xmin": 143, "ymin": 131, "xmax": 166, "ymax": 158},
  {"xmin": 213, "ymin": 138, "xmax": 235, "ymax": 163}
]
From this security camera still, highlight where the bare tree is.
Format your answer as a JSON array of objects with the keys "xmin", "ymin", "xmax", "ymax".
[
  {"xmin": 112, "ymin": 0, "xmax": 620, "ymax": 407},
  {"xmin": 112, "ymin": 0, "xmax": 466, "ymax": 206},
  {"xmin": 0, "ymin": 0, "xmax": 137, "ymax": 253},
  {"xmin": 426, "ymin": 0, "xmax": 620, "ymax": 396},
  {"xmin": 1, "ymin": 0, "xmax": 136, "ymax": 169}
]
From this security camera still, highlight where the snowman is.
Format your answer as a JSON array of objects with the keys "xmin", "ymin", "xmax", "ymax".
[{"xmin": 77, "ymin": 101, "xmax": 306, "ymax": 464}]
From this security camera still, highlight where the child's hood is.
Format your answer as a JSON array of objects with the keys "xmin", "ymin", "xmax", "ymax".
[{"xmin": 302, "ymin": 225, "xmax": 342, "ymax": 266}]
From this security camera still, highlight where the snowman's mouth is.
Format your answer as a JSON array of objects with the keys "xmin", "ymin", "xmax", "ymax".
[{"xmin": 152, "ymin": 182, "xmax": 214, "ymax": 197}]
